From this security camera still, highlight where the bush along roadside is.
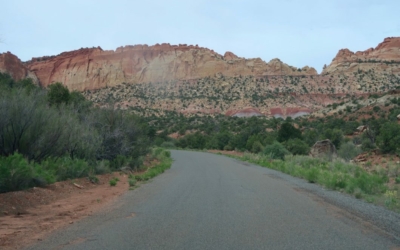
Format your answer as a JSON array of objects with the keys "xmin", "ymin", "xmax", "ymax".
[
  {"xmin": 0, "ymin": 148, "xmax": 172, "ymax": 193},
  {"xmin": 127, "ymin": 148, "xmax": 172, "ymax": 187},
  {"xmin": 232, "ymin": 153, "xmax": 399, "ymax": 212}
]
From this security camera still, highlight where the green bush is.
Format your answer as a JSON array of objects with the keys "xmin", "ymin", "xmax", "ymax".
[
  {"xmin": 377, "ymin": 122, "xmax": 400, "ymax": 154},
  {"xmin": 361, "ymin": 138, "xmax": 376, "ymax": 151},
  {"xmin": 277, "ymin": 122, "xmax": 302, "ymax": 142},
  {"xmin": 338, "ymin": 142, "xmax": 362, "ymax": 162},
  {"xmin": 88, "ymin": 175, "xmax": 99, "ymax": 184},
  {"xmin": 132, "ymin": 150, "xmax": 172, "ymax": 183},
  {"xmin": 238, "ymin": 154, "xmax": 387, "ymax": 198},
  {"xmin": 109, "ymin": 178, "xmax": 117, "ymax": 186},
  {"xmin": 0, "ymin": 153, "xmax": 34, "ymax": 193},
  {"xmin": 0, "ymin": 153, "xmax": 56, "ymax": 193},
  {"xmin": 160, "ymin": 141, "xmax": 176, "ymax": 148},
  {"xmin": 262, "ymin": 141, "xmax": 290, "ymax": 160},
  {"xmin": 128, "ymin": 178, "xmax": 137, "ymax": 187},
  {"xmin": 284, "ymin": 138, "xmax": 310, "ymax": 155},
  {"xmin": 41, "ymin": 157, "xmax": 91, "ymax": 181},
  {"xmin": 323, "ymin": 129, "xmax": 344, "ymax": 149},
  {"xmin": 47, "ymin": 82, "xmax": 70, "ymax": 106},
  {"xmin": 251, "ymin": 141, "xmax": 264, "ymax": 153},
  {"xmin": 305, "ymin": 167, "xmax": 320, "ymax": 183}
]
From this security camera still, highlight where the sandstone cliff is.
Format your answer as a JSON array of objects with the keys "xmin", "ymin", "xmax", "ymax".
[
  {"xmin": 26, "ymin": 44, "xmax": 317, "ymax": 91},
  {"xmin": 323, "ymin": 37, "xmax": 400, "ymax": 74},
  {"xmin": 2, "ymin": 37, "xmax": 399, "ymax": 117},
  {"xmin": 0, "ymin": 52, "xmax": 38, "ymax": 83}
]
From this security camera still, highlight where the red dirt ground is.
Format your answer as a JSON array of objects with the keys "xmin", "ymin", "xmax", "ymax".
[{"xmin": 0, "ymin": 173, "xmax": 130, "ymax": 250}]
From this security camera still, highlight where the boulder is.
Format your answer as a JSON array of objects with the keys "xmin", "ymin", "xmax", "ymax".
[
  {"xmin": 356, "ymin": 125, "xmax": 368, "ymax": 133},
  {"xmin": 309, "ymin": 139, "xmax": 337, "ymax": 160}
]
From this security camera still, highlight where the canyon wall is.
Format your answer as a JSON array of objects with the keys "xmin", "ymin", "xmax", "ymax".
[
  {"xmin": 323, "ymin": 37, "xmax": 400, "ymax": 75},
  {"xmin": 25, "ymin": 44, "xmax": 317, "ymax": 91},
  {"xmin": 0, "ymin": 52, "xmax": 38, "ymax": 83}
]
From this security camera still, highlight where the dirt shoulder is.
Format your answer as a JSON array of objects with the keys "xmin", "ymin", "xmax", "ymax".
[
  {"xmin": 0, "ymin": 173, "xmax": 130, "ymax": 250},
  {"xmin": 207, "ymin": 150, "xmax": 244, "ymax": 157}
]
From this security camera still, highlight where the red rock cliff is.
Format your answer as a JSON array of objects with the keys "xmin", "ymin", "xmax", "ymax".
[
  {"xmin": 0, "ymin": 52, "xmax": 38, "ymax": 83},
  {"xmin": 26, "ymin": 44, "xmax": 317, "ymax": 91},
  {"xmin": 323, "ymin": 37, "xmax": 400, "ymax": 74}
]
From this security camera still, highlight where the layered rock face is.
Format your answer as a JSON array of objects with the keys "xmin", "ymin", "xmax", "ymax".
[
  {"xmin": 0, "ymin": 52, "xmax": 38, "ymax": 83},
  {"xmin": 26, "ymin": 44, "xmax": 317, "ymax": 91},
  {"xmin": 323, "ymin": 37, "xmax": 400, "ymax": 74},
  {"xmin": 2, "ymin": 37, "xmax": 399, "ymax": 117}
]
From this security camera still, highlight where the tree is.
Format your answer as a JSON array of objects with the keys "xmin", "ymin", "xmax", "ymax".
[
  {"xmin": 323, "ymin": 128, "xmax": 343, "ymax": 149},
  {"xmin": 47, "ymin": 82, "xmax": 70, "ymax": 106},
  {"xmin": 303, "ymin": 129, "xmax": 319, "ymax": 146},
  {"xmin": 277, "ymin": 122, "xmax": 302, "ymax": 142},
  {"xmin": 377, "ymin": 122, "xmax": 400, "ymax": 154},
  {"xmin": 284, "ymin": 138, "xmax": 310, "ymax": 155},
  {"xmin": 263, "ymin": 141, "xmax": 290, "ymax": 160}
]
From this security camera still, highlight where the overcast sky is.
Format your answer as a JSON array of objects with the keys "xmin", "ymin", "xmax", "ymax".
[{"xmin": 1, "ymin": 0, "xmax": 399, "ymax": 72}]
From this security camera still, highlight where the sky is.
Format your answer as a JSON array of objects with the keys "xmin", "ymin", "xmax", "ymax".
[{"xmin": 1, "ymin": 0, "xmax": 399, "ymax": 72}]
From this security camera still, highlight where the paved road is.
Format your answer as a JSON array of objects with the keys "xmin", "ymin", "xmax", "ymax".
[{"xmin": 27, "ymin": 151, "xmax": 400, "ymax": 250}]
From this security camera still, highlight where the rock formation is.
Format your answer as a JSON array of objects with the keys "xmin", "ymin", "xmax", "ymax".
[
  {"xmin": 225, "ymin": 108, "xmax": 263, "ymax": 117},
  {"xmin": 309, "ymin": 140, "xmax": 337, "ymax": 160},
  {"xmin": 323, "ymin": 37, "xmax": 400, "ymax": 74},
  {"xmin": 25, "ymin": 44, "xmax": 317, "ymax": 91},
  {"xmin": 0, "ymin": 52, "xmax": 38, "ymax": 83},
  {"xmin": 1, "ymin": 37, "xmax": 399, "ymax": 117}
]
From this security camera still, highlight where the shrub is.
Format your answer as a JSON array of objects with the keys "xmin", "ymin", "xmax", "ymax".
[
  {"xmin": 160, "ymin": 141, "xmax": 176, "ymax": 148},
  {"xmin": 262, "ymin": 141, "xmax": 290, "ymax": 160},
  {"xmin": 305, "ymin": 168, "xmax": 320, "ymax": 183},
  {"xmin": 251, "ymin": 141, "xmax": 264, "ymax": 153},
  {"xmin": 109, "ymin": 179, "xmax": 117, "ymax": 186},
  {"xmin": 361, "ymin": 138, "xmax": 376, "ymax": 151},
  {"xmin": 95, "ymin": 160, "xmax": 111, "ymax": 174},
  {"xmin": 0, "ymin": 153, "xmax": 57, "ymax": 193},
  {"xmin": 42, "ymin": 157, "xmax": 91, "ymax": 181},
  {"xmin": 47, "ymin": 82, "xmax": 70, "ymax": 106},
  {"xmin": 338, "ymin": 142, "xmax": 362, "ymax": 162},
  {"xmin": 88, "ymin": 175, "xmax": 99, "ymax": 184},
  {"xmin": 128, "ymin": 178, "xmax": 137, "ymax": 187},
  {"xmin": 373, "ymin": 106, "xmax": 381, "ymax": 112},
  {"xmin": 284, "ymin": 138, "xmax": 310, "ymax": 155},
  {"xmin": 277, "ymin": 122, "xmax": 302, "ymax": 142},
  {"xmin": 323, "ymin": 129, "xmax": 343, "ymax": 149},
  {"xmin": 377, "ymin": 122, "xmax": 400, "ymax": 154},
  {"xmin": 0, "ymin": 153, "xmax": 34, "ymax": 193}
]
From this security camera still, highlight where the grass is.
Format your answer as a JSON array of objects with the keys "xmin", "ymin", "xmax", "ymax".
[
  {"xmin": 128, "ymin": 148, "xmax": 172, "ymax": 187},
  {"xmin": 109, "ymin": 177, "xmax": 119, "ymax": 186},
  {"xmin": 229, "ymin": 152, "xmax": 400, "ymax": 212}
]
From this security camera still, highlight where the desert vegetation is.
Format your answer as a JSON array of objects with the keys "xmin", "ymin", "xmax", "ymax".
[
  {"xmin": 0, "ymin": 73, "xmax": 155, "ymax": 193},
  {"xmin": 83, "ymin": 71, "xmax": 400, "ymax": 115},
  {"xmin": 141, "ymin": 105, "xmax": 400, "ymax": 211}
]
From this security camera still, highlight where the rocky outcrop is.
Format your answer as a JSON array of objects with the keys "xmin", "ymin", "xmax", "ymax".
[
  {"xmin": 268, "ymin": 107, "xmax": 312, "ymax": 118},
  {"xmin": 323, "ymin": 37, "xmax": 400, "ymax": 74},
  {"xmin": 26, "ymin": 44, "xmax": 318, "ymax": 91},
  {"xmin": 309, "ymin": 140, "xmax": 337, "ymax": 160},
  {"xmin": 0, "ymin": 52, "xmax": 38, "ymax": 83},
  {"xmin": 225, "ymin": 107, "xmax": 263, "ymax": 117}
]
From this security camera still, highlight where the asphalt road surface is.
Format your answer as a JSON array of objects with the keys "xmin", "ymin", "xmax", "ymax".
[{"xmin": 27, "ymin": 150, "xmax": 400, "ymax": 250}]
